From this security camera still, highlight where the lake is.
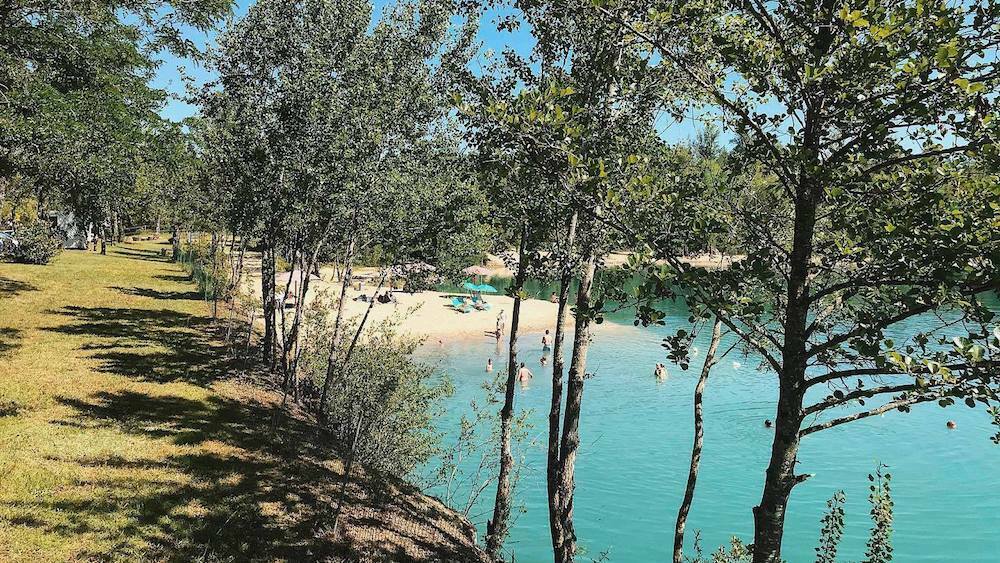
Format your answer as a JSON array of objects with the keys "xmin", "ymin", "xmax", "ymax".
[{"xmin": 419, "ymin": 292, "xmax": 1000, "ymax": 562}]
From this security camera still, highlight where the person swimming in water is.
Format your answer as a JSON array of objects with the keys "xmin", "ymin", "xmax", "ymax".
[
  {"xmin": 542, "ymin": 329, "xmax": 551, "ymax": 350},
  {"xmin": 764, "ymin": 419, "xmax": 773, "ymax": 428},
  {"xmin": 654, "ymin": 363, "xmax": 667, "ymax": 380},
  {"xmin": 486, "ymin": 358, "xmax": 493, "ymax": 372},
  {"xmin": 517, "ymin": 362, "xmax": 533, "ymax": 383},
  {"xmin": 540, "ymin": 355, "xmax": 548, "ymax": 366},
  {"xmin": 947, "ymin": 420, "xmax": 957, "ymax": 429}
]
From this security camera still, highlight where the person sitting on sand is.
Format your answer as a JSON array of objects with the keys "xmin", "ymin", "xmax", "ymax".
[
  {"xmin": 377, "ymin": 292, "xmax": 391, "ymax": 304},
  {"xmin": 542, "ymin": 330, "xmax": 551, "ymax": 350},
  {"xmin": 517, "ymin": 362, "xmax": 533, "ymax": 383},
  {"xmin": 486, "ymin": 358, "xmax": 493, "ymax": 372},
  {"xmin": 354, "ymin": 293, "xmax": 369, "ymax": 302},
  {"xmin": 549, "ymin": 291, "xmax": 558, "ymax": 303}
]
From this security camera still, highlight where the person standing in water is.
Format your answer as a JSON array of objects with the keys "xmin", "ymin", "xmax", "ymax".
[
  {"xmin": 486, "ymin": 358, "xmax": 493, "ymax": 372},
  {"xmin": 542, "ymin": 329, "xmax": 551, "ymax": 351},
  {"xmin": 654, "ymin": 363, "xmax": 667, "ymax": 381},
  {"xmin": 496, "ymin": 309, "xmax": 505, "ymax": 338},
  {"xmin": 517, "ymin": 362, "xmax": 533, "ymax": 384}
]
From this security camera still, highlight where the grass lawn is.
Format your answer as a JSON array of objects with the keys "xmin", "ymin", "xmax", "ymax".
[{"xmin": 0, "ymin": 241, "xmax": 482, "ymax": 562}]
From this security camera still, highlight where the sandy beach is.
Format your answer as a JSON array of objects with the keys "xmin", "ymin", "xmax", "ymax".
[{"xmin": 247, "ymin": 263, "xmax": 627, "ymax": 342}]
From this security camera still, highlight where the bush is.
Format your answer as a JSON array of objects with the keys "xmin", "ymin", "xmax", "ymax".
[
  {"xmin": 2, "ymin": 222, "xmax": 61, "ymax": 264},
  {"xmin": 300, "ymin": 302, "xmax": 453, "ymax": 478}
]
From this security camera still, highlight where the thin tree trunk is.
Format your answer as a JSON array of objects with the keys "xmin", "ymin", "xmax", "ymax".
[
  {"xmin": 261, "ymin": 240, "xmax": 277, "ymax": 368},
  {"xmin": 211, "ymin": 231, "xmax": 220, "ymax": 319},
  {"xmin": 547, "ymin": 211, "xmax": 577, "ymax": 554},
  {"xmin": 319, "ymin": 236, "xmax": 356, "ymax": 413},
  {"xmin": 554, "ymin": 242, "xmax": 598, "ymax": 563},
  {"xmin": 331, "ymin": 410, "xmax": 365, "ymax": 539},
  {"xmin": 277, "ymin": 246, "xmax": 300, "ymax": 391},
  {"xmin": 486, "ymin": 223, "xmax": 529, "ymax": 557},
  {"xmin": 673, "ymin": 317, "xmax": 722, "ymax": 563}
]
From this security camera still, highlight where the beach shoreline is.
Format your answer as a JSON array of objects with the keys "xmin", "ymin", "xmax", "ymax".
[{"xmin": 248, "ymin": 264, "xmax": 629, "ymax": 343}]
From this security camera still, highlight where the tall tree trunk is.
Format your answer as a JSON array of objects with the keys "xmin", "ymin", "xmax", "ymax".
[
  {"xmin": 547, "ymin": 211, "xmax": 578, "ymax": 554},
  {"xmin": 171, "ymin": 224, "xmax": 180, "ymax": 261},
  {"xmin": 331, "ymin": 409, "xmax": 366, "ymax": 539},
  {"xmin": 554, "ymin": 241, "xmax": 598, "ymax": 563},
  {"xmin": 752, "ymin": 183, "xmax": 818, "ymax": 563},
  {"xmin": 319, "ymin": 236, "xmax": 356, "ymax": 414},
  {"xmin": 261, "ymin": 240, "xmax": 277, "ymax": 368},
  {"xmin": 486, "ymin": 223, "xmax": 529, "ymax": 557},
  {"xmin": 673, "ymin": 317, "xmax": 722, "ymax": 563},
  {"xmin": 210, "ymin": 231, "xmax": 220, "ymax": 319}
]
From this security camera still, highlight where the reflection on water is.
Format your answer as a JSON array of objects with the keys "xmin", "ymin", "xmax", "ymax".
[{"xmin": 420, "ymin": 297, "xmax": 1000, "ymax": 562}]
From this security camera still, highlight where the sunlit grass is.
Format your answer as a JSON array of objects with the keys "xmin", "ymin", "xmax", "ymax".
[{"xmin": 0, "ymin": 241, "xmax": 484, "ymax": 562}]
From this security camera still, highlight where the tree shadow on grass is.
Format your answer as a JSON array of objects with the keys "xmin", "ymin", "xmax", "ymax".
[
  {"xmin": 110, "ymin": 247, "xmax": 172, "ymax": 263},
  {"xmin": 0, "ymin": 276, "xmax": 38, "ymax": 299},
  {"xmin": 113, "ymin": 286, "xmax": 204, "ymax": 302},
  {"xmin": 0, "ymin": 327, "xmax": 22, "ymax": 357},
  {"xmin": 44, "ymin": 306, "xmax": 227, "ymax": 386},
  {"xmin": 32, "ymin": 288, "xmax": 484, "ymax": 560},
  {"xmin": 154, "ymin": 273, "xmax": 194, "ymax": 284},
  {"xmin": 25, "ymin": 388, "xmax": 484, "ymax": 562}
]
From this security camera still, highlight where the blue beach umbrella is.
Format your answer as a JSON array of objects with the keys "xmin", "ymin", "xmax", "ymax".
[
  {"xmin": 475, "ymin": 283, "xmax": 498, "ymax": 293},
  {"xmin": 461, "ymin": 281, "xmax": 479, "ymax": 292}
]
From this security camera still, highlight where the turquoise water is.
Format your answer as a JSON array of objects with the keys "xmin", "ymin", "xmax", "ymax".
[{"xmin": 420, "ymin": 299, "xmax": 1000, "ymax": 562}]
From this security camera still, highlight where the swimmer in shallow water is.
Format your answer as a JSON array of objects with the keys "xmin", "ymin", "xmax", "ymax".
[
  {"xmin": 542, "ymin": 329, "xmax": 551, "ymax": 350},
  {"xmin": 654, "ymin": 363, "xmax": 667, "ymax": 381},
  {"xmin": 947, "ymin": 420, "xmax": 957, "ymax": 429},
  {"xmin": 486, "ymin": 358, "xmax": 493, "ymax": 372},
  {"xmin": 517, "ymin": 362, "xmax": 533, "ymax": 384},
  {"xmin": 764, "ymin": 419, "xmax": 773, "ymax": 428}
]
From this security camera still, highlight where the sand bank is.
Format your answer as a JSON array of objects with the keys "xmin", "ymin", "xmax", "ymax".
[{"xmin": 248, "ymin": 265, "xmax": 626, "ymax": 342}]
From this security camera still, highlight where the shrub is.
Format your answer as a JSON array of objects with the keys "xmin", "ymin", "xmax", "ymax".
[
  {"xmin": 2, "ymin": 222, "xmax": 61, "ymax": 264},
  {"xmin": 299, "ymin": 302, "xmax": 453, "ymax": 478}
]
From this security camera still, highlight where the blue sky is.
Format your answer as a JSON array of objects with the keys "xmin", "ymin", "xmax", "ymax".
[{"xmin": 151, "ymin": 0, "xmax": 706, "ymax": 143}]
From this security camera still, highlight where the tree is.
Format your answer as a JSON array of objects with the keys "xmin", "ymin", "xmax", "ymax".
[
  {"xmin": 599, "ymin": 1, "xmax": 1000, "ymax": 560},
  {"xmin": 1, "ymin": 0, "xmax": 232, "ymax": 229}
]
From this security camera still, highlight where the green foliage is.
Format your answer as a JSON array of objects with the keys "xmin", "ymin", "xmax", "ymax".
[
  {"xmin": 2, "ymin": 221, "xmax": 61, "ymax": 264},
  {"xmin": 815, "ymin": 490, "xmax": 846, "ymax": 563},
  {"xmin": 1, "ymin": 0, "xmax": 232, "ymax": 227},
  {"xmin": 300, "ymin": 302, "xmax": 453, "ymax": 477},
  {"xmin": 177, "ymin": 237, "xmax": 233, "ymax": 302},
  {"xmin": 430, "ymin": 372, "xmax": 532, "ymax": 517},
  {"xmin": 865, "ymin": 465, "xmax": 894, "ymax": 563}
]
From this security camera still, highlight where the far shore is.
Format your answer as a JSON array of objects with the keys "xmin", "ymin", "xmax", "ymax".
[
  {"xmin": 242, "ymin": 250, "xmax": 737, "ymax": 343},
  {"xmin": 247, "ymin": 264, "xmax": 629, "ymax": 343}
]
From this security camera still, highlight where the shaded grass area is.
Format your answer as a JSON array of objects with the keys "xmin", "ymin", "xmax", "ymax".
[{"xmin": 0, "ymin": 242, "xmax": 483, "ymax": 562}]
